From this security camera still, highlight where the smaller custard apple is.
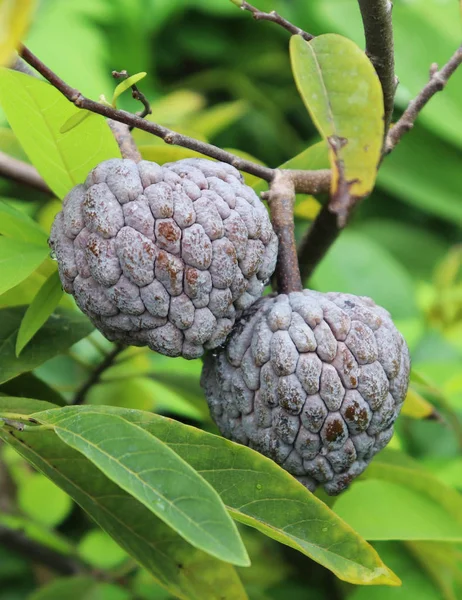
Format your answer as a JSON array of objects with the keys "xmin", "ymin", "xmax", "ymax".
[
  {"xmin": 49, "ymin": 157, "xmax": 278, "ymax": 359},
  {"xmin": 201, "ymin": 290, "xmax": 410, "ymax": 495}
]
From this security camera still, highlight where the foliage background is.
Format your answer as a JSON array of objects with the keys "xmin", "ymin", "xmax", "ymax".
[{"xmin": 0, "ymin": 0, "xmax": 461, "ymax": 599}]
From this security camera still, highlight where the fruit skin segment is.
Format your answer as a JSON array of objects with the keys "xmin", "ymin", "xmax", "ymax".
[
  {"xmin": 201, "ymin": 290, "xmax": 410, "ymax": 495},
  {"xmin": 49, "ymin": 157, "xmax": 278, "ymax": 359}
]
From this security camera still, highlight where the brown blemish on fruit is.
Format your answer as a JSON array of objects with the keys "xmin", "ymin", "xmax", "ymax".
[
  {"xmin": 325, "ymin": 418, "xmax": 344, "ymax": 442},
  {"xmin": 158, "ymin": 221, "xmax": 180, "ymax": 243}
]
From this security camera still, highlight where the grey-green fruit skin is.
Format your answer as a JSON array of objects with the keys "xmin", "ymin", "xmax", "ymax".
[
  {"xmin": 49, "ymin": 158, "xmax": 278, "ymax": 359},
  {"xmin": 201, "ymin": 290, "xmax": 410, "ymax": 495}
]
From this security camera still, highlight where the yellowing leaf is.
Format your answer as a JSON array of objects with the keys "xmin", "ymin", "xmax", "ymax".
[
  {"xmin": 290, "ymin": 34, "xmax": 384, "ymax": 204},
  {"xmin": 0, "ymin": 68, "xmax": 121, "ymax": 199},
  {"xmin": 294, "ymin": 196, "xmax": 321, "ymax": 220},
  {"xmin": 401, "ymin": 387, "xmax": 437, "ymax": 420},
  {"xmin": 0, "ymin": 0, "xmax": 36, "ymax": 66}
]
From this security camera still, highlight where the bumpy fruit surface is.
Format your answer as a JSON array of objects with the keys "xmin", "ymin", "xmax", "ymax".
[
  {"xmin": 49, "ymin": 158, "xmax": 278, "ymax": 358},
  {"xmin": 201, "ymin": 290, "xmax": 410, "ymax": 494}
]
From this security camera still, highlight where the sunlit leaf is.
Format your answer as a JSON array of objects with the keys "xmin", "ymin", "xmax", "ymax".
[
  {"xmin": 0, "ymin": 237, "xmax": 48, "ymax": 296},
  {"xmin": 34, "ymin": 407, "xmax": 250, "ymax": 567},
  {"xmin": 59, "ymin": 109, "xmax": 93, "ymax": 134},
  {"xmin": 16, "ymin": 270, "xmax": 63, "ymax": 356},
  {"xmin": 0, "ymin": 69, "xmax": 121, "ymax": 199},
  {"xmin": 401, "ymin": 386, "xmax": 438, "ymax": 420},
  {"xmin": 18, "ymin": 472, "xmax": 73, "ymax": 528},
  {"xmin": 334, "ymin": 479, "xmax": 462, "ymax": 541},
  {"xmin": 111, "ymin": 71, "xmax": 147, "ymax": 106},
  {"xmin": 290, "ymin": 34, "xmax": 384, "ymax": 205},
  {"xmin": 77, "ymin": 530, "xmax": 127, "ymax": 569},
  {"xmin": 0, "ymin": 0, "xmax": 35, "ymax": 65},
  {"xmin": 0, "ymin": 199, "xmax": 48, "ymax": 245}
]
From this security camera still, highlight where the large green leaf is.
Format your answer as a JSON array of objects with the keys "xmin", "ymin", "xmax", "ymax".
[
  {"xmin": 0, "ymin": 372, "xmax": 66, "ymax": 406},
  {"xmin": 0, "ymin": 0, "xmax": 35, "ymax": 66},
  {"xmin": 406, "ymin": 541, "xmax": 462, "ymax": 600},
  {"xmin": 34, "ymin": 407, "xmax": 250, "ymax": 567},
  {"xmin": 290, "ymin": 34, "xmax": 384, "ymax": 203},
  {"xmin": 377, "ymin": 124, "xmax": 462, "ymax": 224},
  {"xmin": 15, "ymin": 270, "xmax": 63, "ymax": 356},
  {"xmin": 311, "ymin": 230, "xmax": 418, "ymax": 319},
  {"xmin": 0, "ymin": 395, "xmax": 57, "ymax": 415},
  {"xmin": 0, "ymin": 399, "xmax": 247, "ymax": 600},
  {"xmin": 348, "ymin": 542, "xmax": 442, "ymax": 600},
  {"xmin": 29, "ymin": 577, "xmax": 130, "ymax": 600},
  {"xmin": 47, "ymin": 406, "xmax": 400, "ymax": 586},
  {"xmin": 334, "ymin": 479, "xmax": 462, "ymax": 541},
  {"xmin": 0, "ymin": 237, "xmax": 48, "ymax": 296},
  {"xmin": 0, "ymin": 305, "xmax": 94, "ymax": 384},
  {"xmin": 0, "ymin": 69, "xmax": 121, "ymax": 199},
  {"xmin": 0, "ymin": 199, "xmax": 48, "ymax": 245}
]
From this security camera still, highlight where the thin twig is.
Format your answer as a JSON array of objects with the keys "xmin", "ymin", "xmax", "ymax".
[
  {"xmin": 72, "ymin": 345, "xmax": 125, "ymax": 405},
  {"xmin": 0, "ymin": 151, "xmax": 52, "ymax": 194},
  {"xmin": 236, "ymin": 1, "xmax": 314, "ymax": 41},
  {"xmin": 357, "ymin": 0, "xmax": 396, "ymax": 134},
  {"xmin": 112, "ymin": 70, "xmax": 152, "ymax": 121},
  {"xmin": 262, "ymin": 171, "xmax": 302, "ymax": 293},
  {"xmin": 386, "ymin": 44, "xmax": 462, "ymax": 152},
  {"xmin": 19, "ymin": 45, "xmax": 330, "ymax": 194},
  {"xmin": 0, "ymin": 526, "xmax": 82, "ymax": 575}
]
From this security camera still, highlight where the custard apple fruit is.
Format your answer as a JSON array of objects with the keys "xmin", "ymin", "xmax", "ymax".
[
  {"xmin": 201, "ymin": 290, "xmax": 410, "ymax": 494},
  {"xmin": 49, "ymin": 158, "xmax": 278, "ymax": 359}
]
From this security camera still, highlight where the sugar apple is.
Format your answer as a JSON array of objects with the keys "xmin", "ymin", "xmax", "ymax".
[
  {"xmin": 201, "ymin": 290, "xmax": 410, "ymax": 494},
  {"xmin": 49, "ymin": 158, "xmax": 278, "ymax": 359}
]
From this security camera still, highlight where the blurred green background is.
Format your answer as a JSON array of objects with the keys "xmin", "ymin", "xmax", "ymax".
[{"xmin": 0, "ymin": 0, "xmax": 462, "ymax": 598}]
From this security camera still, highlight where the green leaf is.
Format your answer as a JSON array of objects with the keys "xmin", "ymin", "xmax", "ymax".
[
  {"xmin": 0, "ymin": 305, "xmax": 94, "ymax": 385},
  {"xmin": 0, "ymin": 420, "xmax": 247, "ymax": 599},
  {"xmin": 311, "ymin": 230, "xmax": 418, "ymax": 319},
  {"xmin": 0, "ymin": 199, "xmax": 48, "ymax": 245},
  {"xmin": 406, "ymin": 541, "xmax": 462, "ymax": 600},
  {"xmin": 0, "ymin": 68, "xmax": 121, "ymax": 199},
  {"xmin": 334, "ymin": 479, "xmax": 462, "ymax": 541},
  {"xmin": 364, "ymin": 449, "xmax": 462, "ymax": 528},
  {"xmin": 348, "ymin": 542, "xmax": 442, "ymax": 600},
  {"xmin": 0, "ymin": 0, "xmax": 36, "ymax": 66},
  {"xmin": 0, "ymin": 395, "xmax": 57, "ymax": 415},
  {"xmin": 78, "ymin": 530, "xmax": 128, "ymax": 569},
  {"xmin": 15, "ymin": 270, "xmax": 63, "ymax": 356},
  {"xmin": 59, "ymin": 109, "xmax": 93, "ymax": 134},
  {"xmin": 0, "ymin": 372, "xmax": 66, "ymax": 406},
  {"xmin": 0, "ymin": 237, "xmax": 49, "ymax": 296},
  {"xmin": 290, "ymin": 34, "xmax": 384, "ymax": 200},
  {"xmin": 34, "ymin": 407, "xmax": 250, "ymax": 567},
  {"xmin": 50, "ymin": 406, "xmax": 400, "ymax": 586},
  {"xmin": 401, "ymin": 386, "xmax": 437, "ymax": 420},
  {"xmin": 18, "ymin": 472, "xmax": 73, "ymax": 528},
  {"xmin": 111, "ymin": 72, "xmax": 147, "ymax": 107},
  {"xmin": 191, "ymin": 100, "xmax": 248, "ymax": 138},
  {"xmin": 0, "ymin": 512, "xmax": 74, "ymax": 556},
  {"xmin": 140, "ymin": 145, "xmax": 206, "ymax": 164}
]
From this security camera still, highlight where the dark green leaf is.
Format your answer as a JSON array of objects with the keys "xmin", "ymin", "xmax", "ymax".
[
  {"xmin": 48, "ymin": 406, "xmax": 400, "ymax": 586},
  {"xmin": 0, "ymin": 306, "xmax": 94, "ymax": 385},
  {"xmin": 34, "ymin": 407, "xmax": 250, "ymax": 567},
  {"xmin": 0, "ymin": 423, "xmax": 247, "ymax": 600},
  {"xmin": 0, "ymin": 372, "xmax": 66, "ymax": 406}
]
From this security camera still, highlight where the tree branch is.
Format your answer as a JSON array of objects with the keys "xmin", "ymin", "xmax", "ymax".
[
  {"xmin": 108, "ymin": 120, "xmax": 142, "ymax": 163},
  {"xmin": 298, "ymin": 205, "xmax": 339, "ymax": 283},
  {"xmin": 262, "ymin": 171, "xmax": 302, "ymax": 294},
  {"xmin": 386, "ymin": 44, "xmax": 462, "ymax": 152},
  {"xmin": 0, "ymin": 526, "xmax": 82, "ymax": 575},
  {"xmin": 357, "ymin": 0, "xmax": 395, "ymax": 134},
  {"xmin": 0, "ymin": 151, "xmax": 52, "ymax": 194},
  {"xmin": 19, "ymin": 45, "xmax": 329, "ymax": 195},
  {"xmin": 72, "ymin": 344, "xmax": 125, "ymax": 405},
  {"xmin": 112, "ymin": 70, "xmax": 152, "ymax": 122},
  {"xmin": 235, "ymin": 1, "xmax": 314, "ymax": 41}
]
